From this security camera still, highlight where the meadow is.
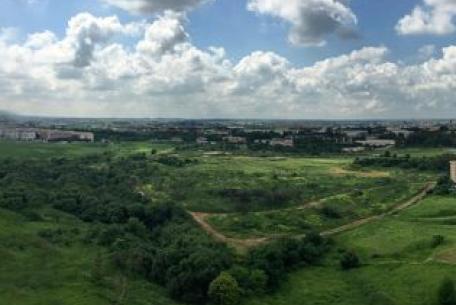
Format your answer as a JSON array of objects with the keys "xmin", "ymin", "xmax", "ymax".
[
  {"xmin": 0, "ymin": 140, "xmax": 173, "ymax": 159},
  {"xmin": 0, "ymin": 141, "xmax": 451, "ymax": 305},
  {"xmin": 247, "ymin": 195, "xmax": 456, "ymax": 305},
  {"xmin": 166, "ymin": 154, "xmax": 434, "ymax": 240}
]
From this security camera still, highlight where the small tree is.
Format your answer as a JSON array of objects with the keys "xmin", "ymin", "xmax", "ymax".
[
  {"xmin": 208, "ymin": 272, "xmax": 241, "ymax": 305},
  {"xmin": 431, "ymin": 235, "xmax": 445, "ymax": 248},
  {"xmin": 340, "ymin": 251, "xmax": 360, "ymax": 270},
  {"xmin": 438, "ymin": 278, "xmax": 456, "ymax": 305}
]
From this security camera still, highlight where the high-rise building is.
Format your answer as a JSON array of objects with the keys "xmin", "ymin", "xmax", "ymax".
[{"xmin": 450, "ymin": 161, "xmax": 456, "ymax": 184}]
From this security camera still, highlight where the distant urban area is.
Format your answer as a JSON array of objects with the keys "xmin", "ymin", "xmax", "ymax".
[{"xmin": 1, "ymin": 113, "xmax": 456, "ymax": 154}]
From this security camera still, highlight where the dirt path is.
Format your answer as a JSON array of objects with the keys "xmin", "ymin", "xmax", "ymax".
[
  {"xmin": 190, "ymin": 212, "xmax": 268, "ymax": 250},
  {"xmin": 321, "ymin": 181, "xmax": 435, "ymax": 236},
  {"xmin": 190, "ymin": 182, "xmax": 436, "ymax": 250}
]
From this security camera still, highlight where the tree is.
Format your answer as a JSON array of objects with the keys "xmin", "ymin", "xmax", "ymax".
[
  {"xmin": 438, "ymin": 278, "xmax": 456, "ymax": 305},
  {"xmin": 228, "ymin": 266, "xmax": 267, "ymax": 295},
  {"xmin": 340, "ymin": 251, "xmax": 360, "ymax": 270},
  {"xmin": 208, "ymin": 272, "xmax": 241, "ymax": 305},
  {"xmin": 431, "ymin": 235, "xmax": 445, "ymax": 248}
]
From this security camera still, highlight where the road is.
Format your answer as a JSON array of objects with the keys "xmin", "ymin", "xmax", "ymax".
[{"xmin": 189, "ymin": 181, "xmax": 436, "ymax": 250}]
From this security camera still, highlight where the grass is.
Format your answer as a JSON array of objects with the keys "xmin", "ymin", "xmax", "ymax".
[
  {"xmin": 204, "ymin": 169, "xmax": 432, "ymax": 239},
  {"xmin": 0, "ymin": 208, "xmax": 178, "ymax": 305},
  {"xmin": 249, "ymin": 195, "xmax": 456, "ymax": 305},
  {"xmin": 0, "ymin": 140, "xmax": 173, "ymax": 160},
  {"xmin": 174, "ymin": 156, "xmax": 415, "ymax": 213},
  {"xmin": 0, "ymin": 142, "xmax": 451, "ymax": 305}
]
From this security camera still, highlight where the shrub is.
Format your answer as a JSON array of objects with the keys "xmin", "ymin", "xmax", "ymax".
[
  {"xmin": 228, "ymin": 266, "xmax": 267, "ymax": 296},
  {"xmin": 320, "ymin": 205, "xmax": 342, "ymax": 219},
  {"xmin": 438, "ymin": 278, "xmax": 456, "ymax": 305},
  {"xmin": 340, "ymin": 251, "xmax": 360, "ymax": 270},
  {"xmin": 208, "ymin": 272, "xmax": 241, "ymax": 305},
  {"xmin": 431, "ymin": 235, "xmax": 445, "ymax": 248}
]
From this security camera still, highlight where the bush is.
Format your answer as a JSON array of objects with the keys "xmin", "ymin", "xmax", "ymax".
[
  {"xmin": 340, "ymin": 251, "xmax": 360, "ymax": 270},
  {"xmin": 432, "ymin": 235, "xmax": 445, "ymax": 248},
  {"xmin": 320, "ymin": 206, "xmax": 342, "ymax": 219},
  {"xmin": 208, "ymin": 272, "xmax": 241, "ymax": 305},
  {"xmin": 228, "ymin": 266, "xmax": 267, "ymax": 296},
  {"xmin": 438, "ymin": 278, "xmax": 456, "ymax": 305}
]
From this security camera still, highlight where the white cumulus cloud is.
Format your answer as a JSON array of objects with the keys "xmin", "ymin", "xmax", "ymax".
[
  {"xmin": 247, "ymin": 0, "xmax": 358, "ymax": 46},
  {"xmin": 396, "ymin": 0, "xmax": 456, "ymax": 35},
  {"xmin": 3, "ymin": 12, "xmax": 456, "ymax": 118}
]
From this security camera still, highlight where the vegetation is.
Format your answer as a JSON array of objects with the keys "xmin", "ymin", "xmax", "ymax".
[
  {"xmin": 340, "ymin": 251, "xmax": 361, "ymax": 270},
  {"xmin": 1, "ymin": 140, "xmax": 454, "ymax": 305},
  {"xmin": 438, "ymin": 278, "xmax": 456, "ymax": 305},
  {"xmin": 0, "ymin": 145, "xmax": 335, "ymax": 304},
  {"xmin": 208, "ymin": 272, "xmax": 241, "ymax": 305},
  {"xmin": 354, "ymin": 153, "xmax": 455, "ymax": 172}
]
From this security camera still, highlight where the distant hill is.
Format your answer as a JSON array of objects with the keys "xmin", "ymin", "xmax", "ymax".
[
  {"xmin": 0, "ymin": 110, "xmax": 17, "ymax": 118},
  {"xmin": 0, "ymin": 111, "xmax": 22, "ymax": 123}
]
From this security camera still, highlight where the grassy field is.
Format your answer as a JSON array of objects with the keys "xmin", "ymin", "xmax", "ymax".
[
  {"xmin": 0, "ymin": 141, "xmax": 451, "ymax": 305},
  {"xmin": 167, "ymin": 153, "xmax": 435, "ymax": 239},
  {"xmin": 247, "ymin": 195, "xmax": 456, "ymax": 305},
  {"xmin": 0, "ymin": 207, "xmax": 178, "ymax": 305},
  {"xmin": 172, "ymin": 156, "xmax": 423, "ymax": 213},
  {"xmin": 0, "ymin": 140, "xmax": 173, "ymax": 159},
  {"xmin": 205, "ymin": 180, "xmax": 428, "ymax": 238}
]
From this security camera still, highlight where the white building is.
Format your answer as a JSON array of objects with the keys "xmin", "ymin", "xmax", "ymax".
[
  {"xmin": 356, "ymin": 139, "xmax": 396, "ymax": 148},
  {"xmin": 450, "ymin": 161, "xmax": 456, "ymax": 184},
  {"xmin": 270, "ymin": 138, "xmax": 294, "ymax": 147}
]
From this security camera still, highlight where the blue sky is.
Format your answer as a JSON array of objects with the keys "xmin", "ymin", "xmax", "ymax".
[
  {"xmin": 1, "ymin": 0, "xmax": 456, "ymax": 118},
  {"xmin": 1, "ymin": 0, "xmax": 450, "ymax": 65}
]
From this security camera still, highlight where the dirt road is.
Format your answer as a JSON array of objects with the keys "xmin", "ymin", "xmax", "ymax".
[
  {"xmin": 189, "ymin": 181, "xmax": 436, "ymax": 250},
  {"xmin": 321, "ymin": 181, "xmax": 436, "ymax": 236},
  {"xmin": 190, "ymin": 212, "xmax": 268, "ymax": 250}
]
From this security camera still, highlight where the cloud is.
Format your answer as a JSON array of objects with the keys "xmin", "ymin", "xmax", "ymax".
[
  {"xmin": 247, "ymin": 0, "xmax": 357, "ymax": 46},
  {"xmin": 65, "ymin": 13, "xmax": 144, "ymax": 67},
  {"xmin": 101, "ymin": 0, "xmax": 209, "ymax": 14},
  {"xmin": 136, "ymin": 11, "xmax": 188, "ymax": 56},
  {"xmin": 396, "ymin": 0, "xmax": 456, "ymax": 35},
  {"xmin": 3, "ymin": 12, "xmax": 456, "ymax": 118}
]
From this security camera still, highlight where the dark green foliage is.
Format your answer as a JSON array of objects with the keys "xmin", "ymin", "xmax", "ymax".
[
  {"xmin": 320, "ymin": 205, "xmax": 342, "ymax": 219},
  {"xmin": 435, "ymin": 176, "xmax": 454, "ymax": 195},
  {"xmin": 228, "ymin": 266, "xmax": 267, "ymax": 296},
  {"xmin": 157, "ymin": 156, "xmax": 197, "ymax": 167},
  {"xmin": 208, "ymin": 272, "xmax": 241, "ymax": 305},
  {"xmin": 438, "ymin": 278, "xmax": 456, "ymax": 305},
  {"xmin": 340, "ymin": 251, "xmax": 360, "ymax": 270},
  {"xmin": 431, "ymin": 235, "xmax": 445, "ymax": 248},
  {"xmin": 216, "ymin": 188, "xmax": 294, "ymax": 209},
  {"xmin": 0, "ymin": 152, "xmax": 332, "ymax": 304},
  {"xmin": 355, "ymin": 154, "xmax": 456, "ymax": 172},
  {"xmin": 248, "ymin": 233, "xmax": 329, "ymax": 288},
  {"xmin": 38, "ymin": 227, "xmax": 79, "ymax": 246},
  {"xmin": 399, "ymin": 131, "xmax": 456, "ymax": 148}
]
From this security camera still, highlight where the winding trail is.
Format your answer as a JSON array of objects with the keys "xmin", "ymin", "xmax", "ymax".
[
  {"xmin": 189, "ymin": 181, "xmax": 436, "ymax": 250},
  {"xmin": 190, "ymin": 212, "xmax": 268, "ymax": 250}
]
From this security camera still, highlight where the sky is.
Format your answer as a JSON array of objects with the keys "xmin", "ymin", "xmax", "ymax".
[{"xmin": 1, "ymin": 0, "xmax": 456, "ymax": 119}]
